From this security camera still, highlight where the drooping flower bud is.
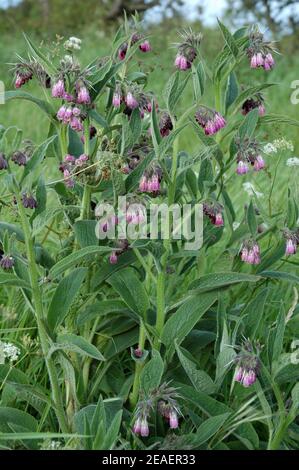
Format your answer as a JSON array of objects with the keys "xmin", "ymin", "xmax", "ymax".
[
  {"xmin": 126, "ymin": 92, "xmax": 139, "ymax": 109},
  {"xmin": 22, "ymin": 193, "xmax": 37, "ymax": 209},
  {"xmin": 139, "ymin": 40, "xmax": 151, "ymax": 52},
  {"xmin": 118, "ymin": 43, "xmax": 128, "ymax": 60},
  {"xmin": 11, "ymin": 151, "xmax": 27, "ymax": 166},
  {"xmin": 139, "ymin": 175, "xmax": 148, "ymax": 193},
  {"xmin": 0, "ymin": 153, "xmax": 8, "ymax": 170},
  {"xmin": 109, "ymin": 251, "xmax": 118, "ymax": 265},
  {"xmin": 133, "ymin": 418, "xmax": 142, "ymax": 435},
  {"xmin": 112, "ymin": 92, "xmax": 121, "ymax": 108},
  {"xmin": 169, "ymin": 410, "xmax": 179, "ymax": 429},
  {"xmin": 76, "ymin": 86, "xmax": 91, "ymax": 105},
  {"xmin": 159, "ymin": 112, "xmax": 173, "ymax": 137},
  {"xmin": 51, "ymin": 79, "xmax": 65, "ymax": 98},
  {"xmin": 0, "ymin": 255, "xmax": 14, "ymax": 270},
  {"xmin": 140, "ymin": 418, "xmax": 149, "ymax": 437},
  {"xmin": 285, "ymin": 238, "xmax": 297, "ymax": 255},
  {"xmin": 253, "ymin": 155, "xmax": 265, "ymax": 171}
]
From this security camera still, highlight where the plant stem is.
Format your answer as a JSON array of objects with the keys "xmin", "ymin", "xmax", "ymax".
[
  {"xmin": 15, "ymin": 188, "xmax": 69, "ymax": 433},
  {"xmin": 130, "ymin": 323, "xmax": 146, "ymax": 408},
  {"xmin": 215, "ymin": 80, "xmax": 222, "ymax": 113},
  {"xmin": 268, "ymin": 420, "xmax": 288, "ymax": 450},
  {"xmin": 154, "ymin": 270, "xmax": 166, "ymax": 350},
  {"xmin": 80, "ymin": 185, "xmax": 91, "ymax": 220}
]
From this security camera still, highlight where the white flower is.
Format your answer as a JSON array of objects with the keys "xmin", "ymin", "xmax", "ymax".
[
  {"xmin": 286, "ymin": 157, "xmax": 299, "ymax": 167},
  {"xmin": 263, "ymin": 138, "xmax": 294, "ymax": 154},
  {"xmin": 64, "ymin": 37, "xmax": 82, "ymax": 51},
  {"xmin": 263, "ymin": 143, "xmax": 277, "ymax": 154},
  {"xmin": 0, "ymin": 341, "xmax": 21, "ymax": 364},
  {"xmin": 40, "ymin": 440, "xmax": 62, "ymax": 450},
  {"xmin": 242, "ymin": 182, "xmax": 264, "ymax": 198}
]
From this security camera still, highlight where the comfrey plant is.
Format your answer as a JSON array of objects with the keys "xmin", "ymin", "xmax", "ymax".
[{"xmin": 0, "ymin": 16, "xmax": 299, "ymax": 451}]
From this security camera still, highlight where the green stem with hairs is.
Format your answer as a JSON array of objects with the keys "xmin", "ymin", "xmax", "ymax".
[
  {"xmin": 130, "ymin": 323, "xmax": 146, "ymax": 408},
  {"xmin": 15, "ymin": 187, "xmax": 69, "ymax": 433}
]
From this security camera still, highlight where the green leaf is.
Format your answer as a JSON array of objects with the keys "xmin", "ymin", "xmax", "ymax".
[
  {"xmin": 4, "ymin": 90, "xmax": 54, "ymax": 117},
  {"xmin": 150, "ymin": 99, "xmax": 162, "ymax": 155},
  {"xmin": 217, "ymin": 19, "xmax": 238, "ymax": 58},
  {"xmin": 176, "ymin": 344, "xmax": 215, "ymax": 394},
  {"xmin": 195, "ymin": 413, "xmax": 231, "ymax": 446},
  {"xmin": 259, "ymin": 114, "xmax": 299, "ymax": 127},
  {"xmin": 260, "ymin": 270, "xmax": 299, "ymax": 283},
  {"xmin": 257, "ymin": 241, "xmax": 286, "ymax": 272},
  {"xmin": 89, "ymin": 109, "xmax": 108, "ymax": 129},
  {"xmin": 74, "ymin": 220, "xmax": 98, "ymax": 247},
  {"xmin": 140, "ymin": 349, "xmax": 164, "ymax": 395},
  {"xmin": 56, "ymin": 334, "xmax": 105, "ymax": 361},
  {"xmin": 243, "ymin": 288, "xmax": 269, "ymax": 337},
  {"xmin": 47, "ymin": 268, "xmax": 87, "ymax": 331},
  {"xmin": 225, "ymin": 72, "xmax": 239, "ymax": 111},
  {"xmin": 163, "ymin": 71, "xmax": 190, "ymax": 113},
  {"xmin": 23, "ymin": 33, "xmax": 57, "ymax": 75},
  {"xmin": 100, "ymin": 410, "xmax": 122, "ymax": 450},
  {"xmin": 247, "ymin": 200, "xmax": 257, "ymax": 236},
  {"xmin": 0, "ymin": 273, "xmax": 30, "ymax": 290},
  {"xmin": 189, "ymin": 272, "xmax": 261, "ymax": 292},
  {"xmin": 239, "ymin": 108, "xmax": 259, "ymax": 141},
  {"xmin": 22, "ymin": 135, "xmax": 57, "ymax": 179},
  {"xmin": 0, "ymin": 407, "xmax": 37, "ymax": 433},
  {"xmin": 76, "ymin": 299, "xmax": 128, "ymax": 326},
  {"xmin": 176, "ymin": 383, "xmax": 259, "ymax": 449},
  {"xmin": 192, "ymin": 61, "xmax": 205, "ymax": 101},
  {"xmin": 271, "ymin": 307, "xmax": 286, "ymax": 362},
  {"xmin": 162, "ymin": 292, "xmax": 217, "ymax": 353},
  {"xmin": 107, "ymin": 268, "xmax": 149, "ymax": 317},
  {"xmin": 49, "ymin": 245, "xmax": 113, "ymax": 278}
]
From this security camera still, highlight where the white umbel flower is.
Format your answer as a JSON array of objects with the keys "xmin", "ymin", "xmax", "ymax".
[
  {"xmin": 0, "ymin": 341, "xmax": 21, "ymax": 364},
  {"xmin": 64, "ymin": 37, "xmax": 82, "ymax": 51},
  {"xmin": 286, "ymin": 157, "xmax": 299, "ymax": 167}
]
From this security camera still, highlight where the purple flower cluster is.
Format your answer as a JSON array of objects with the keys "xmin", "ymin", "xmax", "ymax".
[
  {"xmin": 241, "ymin": 96, "xmax": 265, "ymax": 116},
  {"xmin": 234, "ymin": 343, "xmax": 260, "ymax": 388},
  {"xmin": 284, "ymin": 229, "xmax": 298, "ymax": 256},
  {"xmin": 57, "ymin": 105, "xmax": 83, "ymax": 132},
  {"xmin": 22, "ymin": 193, "xmax": 37, "ymax": 209},
  {"xmin": 59, "ymin": 153, "xmax": 89, "ymax": 188},
  {"xmin": 234, "ymin": 366, "xmax": 257, "ymax": 387},
  {"xmin": 250, "ymin": 52, "xmax": 275, "ymax": 70},
  {"xmin": 240, "ymin": 240, "xmax": 261, "ymax": 265},
  {"xmin": 126, "ymin": 205, "xmax": 146, "ymax": 224},
  {"xmin": 139, "ymin": 167, "xmax": 162, "ymax": 195},
  {"xmin": 174, "ymin": 30, "xmax": 201, "ymax": 71},
  {"xmin": 118, "ymin": 33, "xmax": 151, "ymax": 61},
  {"xmin": 158, "ymin": 401, "xmax": 180, "ymax": 429},
  {"xmin": 0, "ymin": 255, "xmax": 14, "ymax": 270},
  {"xmin": 195, "ymin": 107, "xmax": 226, "ymax": 136},
  {"xmin": 235, "ymin": 139, "xmax": 266, "ymax": 175},
  {"xmin": 109, "ymin": 239, "xmax": 129, "ymax": 265},
  {"xmin": 11, "ymin": 151, "xmax": 27, "ymax": 166},
  {"xmin": 247, "ymin": 27, "xmax": 276, "ymax": 71},
  {"xmin": 15, "ymin": 70, "xmax": 33, "ymax": 88},
  {"xmin": 203, "ymin": 202, "xmax": 224, "ymax": 227},
  {"xmin": 159, "ymin": 112, "xmax": 173, "ymax": 137}
]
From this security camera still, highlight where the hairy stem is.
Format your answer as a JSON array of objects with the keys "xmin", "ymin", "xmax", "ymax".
[
  {"xmin": 130, "ymin": 323, "xmax": 146, "ymax": 408},
  {"xmin": 15, "ymin": 188, "xmax": 69, "ymax": 433}
]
